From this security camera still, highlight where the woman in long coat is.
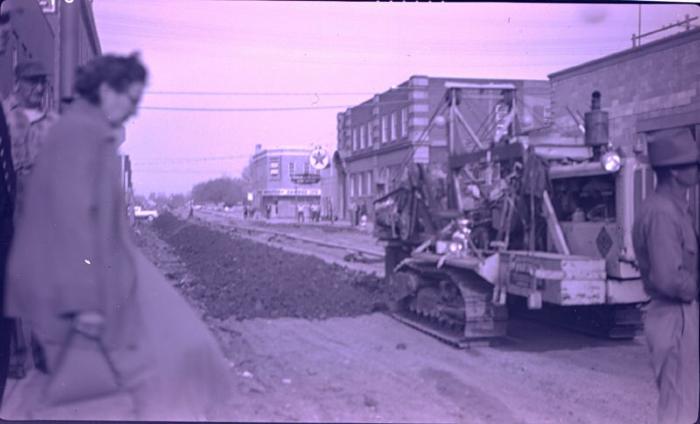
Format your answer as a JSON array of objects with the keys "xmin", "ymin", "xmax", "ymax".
[{"xmin": 2, "ymin": 54, "xmax": 231, "ymax": 421}]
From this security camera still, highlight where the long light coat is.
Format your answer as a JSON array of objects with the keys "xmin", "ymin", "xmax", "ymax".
[
  {"xmin": 2, "ymin": 98, "xmax": 231, "ymax": 420},
  {"xmin": 5, "ymin": 98, "xmax": 141, "ymax": 352}
]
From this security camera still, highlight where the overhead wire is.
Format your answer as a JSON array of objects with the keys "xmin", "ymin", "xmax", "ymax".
[
  {"xmin": 145, "ymin": 89, "xmax": 412, "ymax": 96},
  {"xmin": 141, "ymin": 105, "xmax": 357, "ymax": 112},
  {"xmin": 133, "ymin": 154, "xmax": 250, "ymax": 165},
  {"xmin": 139, "ymin": 98, "xmax": 412, "ymax": 112}
]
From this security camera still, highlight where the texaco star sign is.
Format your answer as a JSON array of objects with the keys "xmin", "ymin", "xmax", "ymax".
[{"xmin": 309, "ymin": 146, "xmax": 330, "ymax": 171}]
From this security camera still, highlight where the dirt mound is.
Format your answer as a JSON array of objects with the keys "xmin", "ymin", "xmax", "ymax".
[{"xmin": 152, "ymin": 213, "xmax": 406, "ymax": 321}]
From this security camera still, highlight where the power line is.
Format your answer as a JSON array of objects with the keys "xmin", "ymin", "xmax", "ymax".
[
  {"xmin": 133, "ymin": 154, "xmax": 250, "ymax": 165},
  {"xmin": 145, "ymin": 90, "xmax": 409, "ymax": 96},
  {"xmin": 134, "ymin": 169, "xmax": 237, "ymax": 174},
  {"xmin": 139, "ymin": 98, "xmax": 411, "ymax": 112},
  {"xmin": 140, "ymin": 105, "xmax": 352, "ymax": 112}
]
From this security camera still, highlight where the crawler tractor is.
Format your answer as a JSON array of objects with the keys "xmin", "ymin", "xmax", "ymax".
[{"xmin": 374, "ymin": 87, "xmax": 650, "ymax": 345}]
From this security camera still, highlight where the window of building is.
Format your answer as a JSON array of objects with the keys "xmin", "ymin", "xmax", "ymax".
[
  {"xmin": 358, "ymin": 173, "xmax": 365, "ymax": 196},
  {"xmin": 269, "ymin": 157, "xmax": 280, "ymax": 179},
  {"xmin": 367, "ymin": 122, "xmax": 372, "ymax": 146},
  {"xmin": 289, "ymin": 161, "xmax": 295, "ymax": 177},
  {"xmin": 381, "ymin": 116, "xmax": 389, "ymax": 143},
  {"xmin": 366, "ymin": 171, "xmax": 373, "ymax": 196},
  {"xmin": 351, "ymin": 174, "xmax": 355, "ymax": 197},
  {"xmin": 360, "ymin": 125, "xmax": 366, "ymax": 149},
  {"xmin": 391, "ymin": 112, "xmax": 397, "ymax": 141},
  {"xmin": 352, "ymin": 128, "xmax": 358, "ymax": 151},
  {"xmin": 304, "ymin": 162, "xmax": 310, "ymax": 174},
  {"xmin": 401, "ymin": 108, "xmax": 408, "ymax": 137}
]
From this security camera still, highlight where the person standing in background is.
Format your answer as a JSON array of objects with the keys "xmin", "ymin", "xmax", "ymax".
[
  {"xmin": 0, "ymin": 9, "xmax": 18, "ymax": 406},
  {"xmin": 2, "ymin": 60, "xmax": 58, "ymax": 218},
  {"xmin": 0, "ymin": 58, "xmax": 59, "ymax": 381}
]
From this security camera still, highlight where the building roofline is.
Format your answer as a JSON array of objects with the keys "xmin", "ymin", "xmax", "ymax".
[
  {"xmin": 341, "ymin": 75, "xmax": 549, "ymax": 115},
  {"xmin": 549, "ymin": 27, "xmax": 700, "ymax": 80}
]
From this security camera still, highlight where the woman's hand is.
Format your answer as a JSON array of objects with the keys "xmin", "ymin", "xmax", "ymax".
[{"xmin": 73, "ymin": 311, "xmax": 105, "ymax": 338}]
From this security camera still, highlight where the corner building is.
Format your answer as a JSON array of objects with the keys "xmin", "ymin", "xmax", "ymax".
[{"xmin": 250, "ymin": 145, "xmax": 321, "ymax": 219}]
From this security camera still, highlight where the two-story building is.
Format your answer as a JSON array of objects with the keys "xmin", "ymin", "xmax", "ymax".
[
  {"xmin": 249, "ymin": 145, "xmax": 321, "ymax": 218},
  {"xmin": 334, "ymin": 75, "xmax": 551, "ymax": 221}
]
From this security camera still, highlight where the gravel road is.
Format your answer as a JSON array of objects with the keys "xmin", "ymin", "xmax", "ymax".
[{"xmin": 133, "ymin": 214, "xmax": 657, "ymax": 423}]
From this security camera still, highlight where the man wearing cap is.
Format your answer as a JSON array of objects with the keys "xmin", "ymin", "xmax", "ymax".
[
  {"xmin": 0, "ymin": 60, "xmax": 58, "ymax": 382},
  {"xmin": 2, "ymin": 60, "xmax": 58, "ymax": 218},
  {"xmin": 632, "ymin": 127, "xmax": 700, "ymax": 424}
]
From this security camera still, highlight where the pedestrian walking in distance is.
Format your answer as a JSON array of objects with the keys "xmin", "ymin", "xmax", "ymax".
[
  {"xmin": 2, "ymin": 53, "xmax": 230, "ymax": 421},
  {"xmin": 632, "ymin": 127, "xmax": 699, "ymax": 424}
]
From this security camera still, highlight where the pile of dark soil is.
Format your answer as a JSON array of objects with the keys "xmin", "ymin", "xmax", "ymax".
[{"xmin": 152, "ymin": 213, "xmax": 407, "ymax": 321}]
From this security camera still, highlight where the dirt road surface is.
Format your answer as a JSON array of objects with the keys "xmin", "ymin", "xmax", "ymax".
[{"xmin": 134, "ymin": 214, "xmax": 657, "ymax": 424}]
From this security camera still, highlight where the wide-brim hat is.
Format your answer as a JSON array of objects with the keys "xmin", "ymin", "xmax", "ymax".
[
  {"xmin": 647, "ymin": 127, "xmax": 698, "ymax": 167},
  {"xmin": 15, "ymin": 60, "xmax": 49, "ymax": 80}
]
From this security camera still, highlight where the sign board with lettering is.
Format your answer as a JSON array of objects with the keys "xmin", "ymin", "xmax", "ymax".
[
  {"xmin": 264, "ymin": 188, "xmax": 321, "ymax": 196},
  {"xmin": 291, "ymin": 172, "xmax": 321, "ymax": 185}
]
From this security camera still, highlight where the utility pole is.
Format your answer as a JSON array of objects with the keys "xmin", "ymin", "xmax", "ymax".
[{"xmin": 637, "ymin": 5, "xmax": 642, "ymax": 46}]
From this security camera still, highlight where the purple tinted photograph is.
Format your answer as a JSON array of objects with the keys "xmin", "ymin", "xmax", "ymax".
[{"xmin": 0, "ymin": 1, "xmax": 698, "ymax": 422}]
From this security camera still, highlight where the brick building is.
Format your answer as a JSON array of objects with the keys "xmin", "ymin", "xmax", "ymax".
[
  {"xmin": 249, "ymin": 145, "xmax": 321, "ymax": 219},
  {"xmin": 547, "ymin": 27, "xmax": 700, "ymax": 225},
  {"xmin": 334, "ymin": 75, "xmax": 550, "ymax": 221},
  {"xmin": 548, "ymin": 27, "xmax": 700, "ymax": 154}
]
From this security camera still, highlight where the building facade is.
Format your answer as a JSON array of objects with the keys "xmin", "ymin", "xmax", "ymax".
[
  {"xmin": 334, "ymin": 75, "xmax": 550, "ymax": 221},
  {"xmin": 249, "ymin": 145, "xmax": 321, "ymax": 219},
  {"xmin": 548, "ymin": 27, "xmax": 700, "ymax": 154}
]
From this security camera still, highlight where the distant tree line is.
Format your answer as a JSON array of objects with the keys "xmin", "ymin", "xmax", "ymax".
[
  {"xmin": 191, "ymin": 177, "xmax": 249, "ymax": 206},
  {"xmin": 134, "ymin": 193, "xmax": 189, "ymax": 210},
  {"xmin": 135, "ymin": 164, "xmax": 253, "ymax": 210}
]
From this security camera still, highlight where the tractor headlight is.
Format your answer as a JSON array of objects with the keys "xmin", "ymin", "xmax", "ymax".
[
  {"xmin": 601, "ymin": 151, "xmax": 621, "ymax": 173},
  {"xmin": 448, "ymin": 241, "xmax": 463, "ymax": 253}
]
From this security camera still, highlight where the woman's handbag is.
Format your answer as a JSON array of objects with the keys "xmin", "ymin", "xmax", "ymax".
[{"xmin": 43, "ymin": 329, "xmax": 123, "ymax": 406}]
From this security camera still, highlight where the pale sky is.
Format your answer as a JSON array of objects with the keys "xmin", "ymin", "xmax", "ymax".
[{"xmin": 91, "ymin": 1, "xmax": 700, "ymax": 195}]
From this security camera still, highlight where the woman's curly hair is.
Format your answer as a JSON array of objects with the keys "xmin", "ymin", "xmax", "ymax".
[{"xmin": 74, "ymin": 53, "xmax": 148, "ymax": 105}]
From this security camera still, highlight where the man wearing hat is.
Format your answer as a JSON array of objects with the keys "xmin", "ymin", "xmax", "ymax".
[
  {"xmin": 0, "ymin": 59, "xmax": 58, "ymax": 381},
  {"xmin": 3, "ymin": 59, "xmax": 58, "ymax": 213},
  {"xmin": 632, "ymin": 127, "xmax": 699, "ymax": 424}
]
